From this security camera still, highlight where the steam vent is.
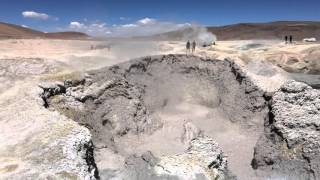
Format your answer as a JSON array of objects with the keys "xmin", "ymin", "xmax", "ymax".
[{"xmin": 27, "ymin": 54, "xmax": 317, "ymax": 180}]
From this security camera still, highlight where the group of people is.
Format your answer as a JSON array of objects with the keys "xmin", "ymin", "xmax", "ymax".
[
  {"xmin": 186, "ymin": 40, "xmax": 196, "ymax": 55},
  {"xmin": 285, "ymin": 35, "xmax": 294, "ymax": 44}
]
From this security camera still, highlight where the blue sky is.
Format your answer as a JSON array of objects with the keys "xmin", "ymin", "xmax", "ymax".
[{"xmin": 0, "ymin": 0, "xmax": 319, "ymax": 36}]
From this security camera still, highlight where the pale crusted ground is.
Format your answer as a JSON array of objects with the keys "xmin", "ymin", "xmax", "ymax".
[
  {"xmin": 0, "ymin": 39, "xmax": 319, "ymax": 72},
  {"xmin": 0, "ymin": 38, "xmax": 319, "ymax": 179},
  {"xmin": 0, "ymin": 79, "xmax": 96, "ymax": 179},
  {"xmin": 0, "ymin": 39, "xmax": 181, "ymax": 179}
]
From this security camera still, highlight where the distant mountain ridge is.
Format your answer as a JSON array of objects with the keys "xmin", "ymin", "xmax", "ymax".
[
  {"xmin": 0, "ymin": 22, "xmax": 89, "ymax": 39},
  {"xmin": 207, "ymin": 21, "xmax": 320, "ymax": 40},
  {"xmin": 150, "ymin": 21, "xmax": 320, "ymax": 41}
]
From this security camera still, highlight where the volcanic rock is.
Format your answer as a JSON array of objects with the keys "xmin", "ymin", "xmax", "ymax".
[{"xmin": 253, "ymin": 81, "xmax": 320, "ymax": 180}]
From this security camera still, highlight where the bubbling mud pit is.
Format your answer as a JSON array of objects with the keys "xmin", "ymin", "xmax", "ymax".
[{"xmin": 40, "ymin": 54, "xmax": 320, "ymax": 180}]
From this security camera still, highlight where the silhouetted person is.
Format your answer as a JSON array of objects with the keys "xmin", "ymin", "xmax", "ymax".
[
  {"xmin": 192, "ymin": 41, "xmax": 196, "ymax": 53},
  {"xmin": 186, "ymin": 41, "xmax": 191, "ymax": 55},
  {"xmin": 285, "ymin": 36, "xmax": 288, "ymax": 44},
  {"xmin": 289, "ymin": 35, "xmax": 293, "ymax": 44}
]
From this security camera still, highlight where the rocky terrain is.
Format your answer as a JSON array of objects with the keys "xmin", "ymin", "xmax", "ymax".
[
  {"xmin": 0, "ymin": 57, "xmax": 63, "ymax": 93},
  {"xmin": 0, "ymin": 37, "xmax": 320, "ymax": 180},
  {"xmin": 253, "ymin": 81, "xmax": 320, "ymax": 179},
  {"xmin": 37, "ymin": 54, "xmax": 288, "ymax": 179},
  {"xmin": 0, "ymin": 79, "xmax": 99, "ymax": 179},
  {"xmin": 35, "ymin": 54, "xmax": 320, "ymax": 180}
]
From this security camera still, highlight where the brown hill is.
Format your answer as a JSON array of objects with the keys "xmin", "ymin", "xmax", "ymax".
[
  {"xmin": 207, "ymin": 21, "xmax": 320, "ymax": 40},
  {"xmin": 0, "ymin": 22, "xmax": 43, "ymax": 38},
  {"xmin": 0, "ymin": 22, "xmax": 89, "ymax": 39},
  {"xmin": 149, "ymin": 21, "xmax": 320, "ymax": 41}
]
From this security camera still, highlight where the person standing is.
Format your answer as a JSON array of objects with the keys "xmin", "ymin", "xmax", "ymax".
[
  {"xmin": 289, "ymin": 35, "xmax": 293, "ymax": 44},
  {"xmin": 192, "ymin": 40, "xmax": 196, "ymax": 54},
  {"xmin": 285, "ymin": 36, "xmax": 288, "ymax": 44},
  {"xmin": 186, "ymin": 41, "xmax": 191, "ymax": 55}
]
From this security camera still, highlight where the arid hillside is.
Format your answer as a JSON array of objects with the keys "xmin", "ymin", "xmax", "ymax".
[
  {"xmin": 208, "ymin": 21, "xmax": 320, "ymax": 40},
  {"xmin": 150, "ymin": 21, "xmax": 320, "ymax": 41},
  {"xmin": 0, "ymin": 22, "xmax": 89, "ymax": 39}
]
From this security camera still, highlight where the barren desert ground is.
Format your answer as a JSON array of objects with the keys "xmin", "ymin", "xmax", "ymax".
[{"xmin": 1, "ymin": 38, "xmax": 320, "ymax": 180}]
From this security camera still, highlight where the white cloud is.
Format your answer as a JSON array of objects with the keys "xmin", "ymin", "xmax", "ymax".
[
  {"xmin": 22, "ymin": 11, "xmax": 58, "ymax": 21},
  {"xmin": 121, "ymin": 24, "xmax": 138, "ymax": 28},
  {"xmin": 91, "ymin": 23, "xmax": 107, "ymax": 28},
  {"xmin": 66, "ymin": 18, "xmax": 191, "ymax": 37},
  {"xmin": 138, "ymin": 17, "xmax": 156, "ymax": 25},
  {"xmin": 68, "ymin": 21, "xmax": 110, "ymax": 36},
  {"xmin": 22, "ymin": 11, "xmax": 49, "ymax": 20},
  {"xmin": 110, "ymin": 18, "xmax": 191, "ymax": 37},
  {"xmin": 69, "ymin": 21, "xmax": 85, "ymax": 29}
]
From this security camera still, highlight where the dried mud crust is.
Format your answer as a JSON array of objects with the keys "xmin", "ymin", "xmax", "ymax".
[
  {"xmin": 43, "ymin": 54, "xmax": 269, "ymax": 149},
  {"xmin": 0, "ymin": 57, "xmax": 64, "ymax": 94},
  {"xmin": 41, "ymin": 54, "xmax": 272, "ymax": 179},
  {"xmin": 252, "ymin": 81, "xmax": 320, "ymax": 180}
]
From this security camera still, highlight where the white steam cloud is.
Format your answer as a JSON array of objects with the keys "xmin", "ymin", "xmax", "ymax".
[
  {"xmin": 186, "ymin": 26, "xmax": 217, "ymax": 46},
  {"xmin": 68, "ymin": 17, "xmax": 191, "ymax": 37},
  {"xmin": 156, "ymin": 25, "xmax": 216, "ymax": 46},
  {"xmin": 67, "ymin": 18, "xmax": 215, "ymax": 44}
]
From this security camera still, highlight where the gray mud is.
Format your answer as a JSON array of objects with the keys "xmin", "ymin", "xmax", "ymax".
[
  {"xmin": 42, "ymin": 54, "xmax": 273, "ymax": 179},
  {"xmin": 289, "ymin": 73, "xmax": 320, "ymax": 89},
  {"xmin": 42, "ymin": 54, "xmax": 320, "ymax": 180}
]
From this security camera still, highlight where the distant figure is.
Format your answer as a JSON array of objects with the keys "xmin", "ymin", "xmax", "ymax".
[
  {"xmin": 192, "ymin": 41, "xmax": 196, "ymax": 53},
  {"xmin": 90, "ymin": 45, "xmax": 94, "ymax": 50},
  {"xmin": 289, "ymin": 35, "xmax": 293, "ymax": 44},
  {"xmin": 186, "ymin": 41, "xmax": 191, "ymax": 55},
  {"xmin": 285, "ymin": 36, "xmax": 288, "ymax": 44}
]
